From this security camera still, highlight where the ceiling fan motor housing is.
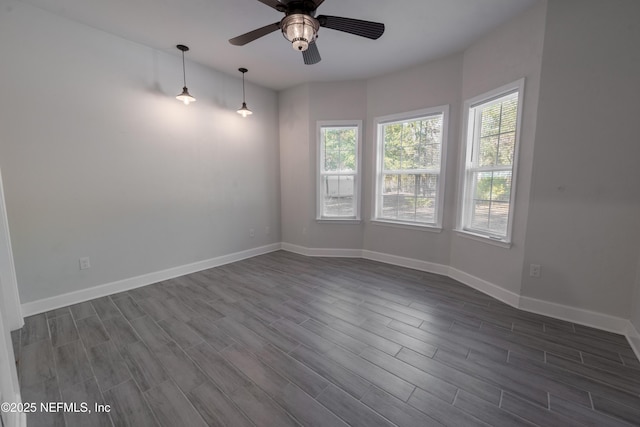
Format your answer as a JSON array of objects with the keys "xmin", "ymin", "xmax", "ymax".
[{"xmin": 281, "ymin": 13, "xmax": 320, "ymax": 51}]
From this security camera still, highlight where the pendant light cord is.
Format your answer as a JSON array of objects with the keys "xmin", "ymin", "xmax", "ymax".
[
  {"xmin": 182, "ymin": 50, "xmax": 187, "ymax": 87},
  {"xmin": 242, "ymin": 72, "xmax": 246, "ymax": 103}
]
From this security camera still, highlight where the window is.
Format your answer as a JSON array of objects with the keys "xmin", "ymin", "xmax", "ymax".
[
  {"xmin": 374, "ymin": 106, "xmax": 449, "ymax": 228},
  {"xmin": 317, "ymin": 121, "xmax": 362, "ymax": 220},
  {"xmin": 459, "ymin": 79, "xmax": 524, "ymax": 243}
]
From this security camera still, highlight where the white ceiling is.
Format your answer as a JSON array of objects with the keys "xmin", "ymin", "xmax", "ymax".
[{"xmin": 18, "ymin": 0, "xmax": 539, "ymax": 90}]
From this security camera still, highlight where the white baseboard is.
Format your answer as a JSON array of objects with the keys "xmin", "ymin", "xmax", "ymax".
[
  {"xmin": 21, "ymin": 243, "xmax": 282, "ymax": 316},
  {"xmin": 448, "ymin": 267, "xmax": 521, "ymax": 308},
  {"xmin": 18, "ymin": 241, "xmax": 639, "ymax": 361},
  {"xmin": 626, "ymin": 321, "xmax": 640, "ymax": 361},
  {"xmin": 282, "ymin": 244, "xmax": 450, "ymax": 276},
  {"xmin": 281, "ymin": 244, "xmax": 633, "ymax": 344},
  {"xmin": 519, "ymin": 295, "xmax": 629, "ymax": 335},
  {"xmin": 279, "ymin": 242, "xmax": 313, "ymax": 256},
  {"xmin": 435, "ymin": 266, "xmax": 630, "ymax": 340},
  {"xmin": 280, "ymin": 243, "xmax": 362, "ymax": 258},
  {"xmin": 361, "ymin": 250, "xmax": 450, "ymax": 276}
]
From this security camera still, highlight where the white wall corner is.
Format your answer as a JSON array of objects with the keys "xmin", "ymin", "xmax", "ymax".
[{"xmin": 20, "ymin": 243, "xmax": 282, "ymax": 317}]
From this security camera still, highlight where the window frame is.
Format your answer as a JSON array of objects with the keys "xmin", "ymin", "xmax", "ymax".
[
  {"xmin": 372, "ymin": 105, "xmax": 449, "ymax": 229},
  {"xmin": 457, "ymin": 78, "xmax": 525, "ymax": 245},
  {"xmin": 316, "ymin": 120, "xmax": 363, "ymax": 221}
]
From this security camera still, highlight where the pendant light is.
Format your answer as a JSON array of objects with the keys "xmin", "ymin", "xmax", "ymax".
[
  {"xmin": 176, "ymin": 44, "xmax": 196, "ymax": 105},
  {"xmin": 236, "ymin": 68, "xmax": 252, "ymax": 117}
]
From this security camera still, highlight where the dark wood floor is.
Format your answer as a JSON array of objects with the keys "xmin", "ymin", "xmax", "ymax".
[{"xmin": 11, "ymin": 250, "xmax": 640, "ymax": 427}]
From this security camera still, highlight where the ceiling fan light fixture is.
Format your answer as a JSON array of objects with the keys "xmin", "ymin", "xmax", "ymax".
[{"xmin": 281, "ymin": 14, "xmax": 319, "ymax": 52}]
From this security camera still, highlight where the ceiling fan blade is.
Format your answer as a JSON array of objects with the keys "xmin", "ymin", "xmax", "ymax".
[
  {"xmin": 311, "ymin": 0, "xmax": 326, "ymax": 7},
  {"xmin": 229, "ymin": 22, "xmax": 281, "ymax": 46},
  {"xmin": 302, "ymin": 42, "xmax": 321, "ymax": 65},
  {"xmin": 256, "ymin": 0, "xmax": 286, "ymax": 11},
  {"xmin": 317, "ymin": 15, "xmax": 385, "ymax": 40}
]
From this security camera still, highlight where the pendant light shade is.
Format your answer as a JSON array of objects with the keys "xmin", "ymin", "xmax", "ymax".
[
  {"xmin": 236, "ymin": 68, "xmax": 252, "ymax": 117},
  {"xmin": 176, "ymin": 45, "xmax": 196, "ymax": 105}
]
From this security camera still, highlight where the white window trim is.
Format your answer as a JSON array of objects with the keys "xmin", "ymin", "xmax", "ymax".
[
  {"xmin": 456, "ymin": 78, "xmax": 525, "ymax": 245},
  {"xmin": 370, "ymin": 219, "xmax": 443, "ymax": 233},
  {"xmin": 316, "ymin": 120, "xmax": 363, "ymax": 221},
  {"xmin": 372, "ymin": 105, "xmax": 449, "ymax": 229},
  {"xmin": 316, "ymin": 219, "xmax": 362, "ymax": 224},
  {"xmin": 455, "ymin": 228, "xmax": 512, "ymax": 249}
]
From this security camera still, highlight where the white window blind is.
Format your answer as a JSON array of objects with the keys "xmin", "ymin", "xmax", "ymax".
[
  {"xmin": 317, "ymin": 122, "xmax": 361, "ymax": 220},
  {"xmin": 460, "ymin": 80, "xmax": 524, "ymax": 242},
  {"xmin": 374, "ymin": 106, "xmax": 448, "ymax": 227}
]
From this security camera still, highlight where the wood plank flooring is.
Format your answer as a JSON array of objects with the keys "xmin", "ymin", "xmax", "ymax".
[{"xmin": 11, "ymin": 251, "xmax": 640, "ymax": 426}]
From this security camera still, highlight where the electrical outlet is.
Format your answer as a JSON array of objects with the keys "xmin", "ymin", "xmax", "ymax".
[
  {"xmin": 529, "ymin": 264, "xmax": 541, "ymax": 278},
  {"xmin": 79, "ymin": 257, "xmax": 91, "ymax": 270},
  {"xmin": 249, "ymin": 228, "xmax": 255, "ymax": 238}
]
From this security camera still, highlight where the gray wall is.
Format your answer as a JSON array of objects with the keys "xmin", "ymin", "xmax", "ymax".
[
  {"xmin": 0, "ymin": 2, "xmax": 281, "ymax": 303},
  {"xmin": 279, "ymin": 84, "xmax": 311, "ymax": 247},
  {"xmin": 308, "ymin": 81, "xmax": 367, "ymax": 249},
  {"xmin": 450, "ymin": 0, "xmax": 546, "ymax": 295},
  {"xmin": 279, "ymin": 80, "xmax": 368, "ymax": 251},
  {"xmin": 363, "ymin": 54, "xmax": 462, "ymax": 264},
  {"xmin": 279, "ymin": 2, "xmax": 545, "ymax": 275},
  {"xmin": 521, "ymin": 0, "xmax": 640, "ymax": 317},
  {"xmin": 279, "ymin": 54, "xmax": 462, "ymax": 261}
]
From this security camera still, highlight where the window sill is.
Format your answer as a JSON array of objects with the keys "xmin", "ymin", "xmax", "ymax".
[
  {"xmin": 316, "ymin": 218, "xmax": 362, "ymax": 224},
  {"xmin": 454, "ymin": 229, "xmax": 512, "ymax": 249},
  {"xmin": 370, "ymin": 219, "xmax": 442, "ymax": 233}
]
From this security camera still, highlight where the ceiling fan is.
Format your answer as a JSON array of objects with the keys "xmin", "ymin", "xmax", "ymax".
[{"xmin": 229, "ymin": 0, "xmax": 385, "ymax": 65}]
